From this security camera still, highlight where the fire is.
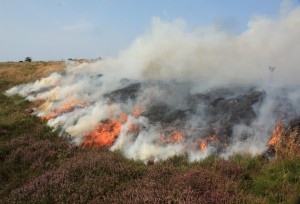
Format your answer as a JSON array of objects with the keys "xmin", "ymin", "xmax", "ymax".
[
  {"xmin": 198, "ymin": 140, "xmax": 208, "ymax": 152},
  {"xmin": 29, "ymin": 99, "xmax": 46, "ymax": 109},
  {"xmin": 132, "ymin": 107, "xmax": 144, "ymax": 117},
  {"xmin": 41, "ymin": 102, "xmax": 144, "ymax": 147},
  {"xmin": 268, "ymin": 121, "xmax": 283, "ymax": 146},
  {"xmin": 128, "ymin": 124, "xmax": 139, "ymax": 133},
  {"xmin": 40, "ymin": 100, "xmax": 87, "ymax": 121},
  {"xmin": 170, "ymin": 131, "xmax": 185, "ymax": 143},
  {"xmin": 207, "ymin": 134, "xmax": 223, "ymax": 147},
  {"xmin": 207, "ymin": 135, "xmax": 216, "ymax": 142},
  {"xmin": 41, "ymin": 112, "xmax": 58, "ymax": 121},
  {"xmin": 119, "ymin": 114, "xmax": 129, "ymax": 123},
  {"xmin": 160, "ymin": 131, "xmax": 185, "ymax": 144},
  {"xmin": 82, "ymin": 111, "xmax": 141, "ymax": 148},
  {"xmin": 39, "ymin": 101, "xmax": 52, "ymax": 111},
  {"xmin": 83, "ymin": 120, "xmax": 122, "ymax": 148},
  {"xmin": 196, "ymin": 134, "xmax": 220, "ymax": 152}
]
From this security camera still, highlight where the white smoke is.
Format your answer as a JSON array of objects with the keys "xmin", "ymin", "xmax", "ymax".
[
  {"xmin": 93, "ymin": 5, "xmax": 300, "ymax": 87},
  {"xmin": 5, "ymin": 3, "xmax": 300, "ymax": 162}
]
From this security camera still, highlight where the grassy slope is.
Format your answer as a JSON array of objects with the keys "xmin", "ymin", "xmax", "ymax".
[{"xmin": 0, "ymin": 62, "xmax": 300, "ymax": 203}]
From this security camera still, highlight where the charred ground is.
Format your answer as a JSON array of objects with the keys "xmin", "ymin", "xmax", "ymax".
[{"xmin": 1, "ymin": 62, "xmax": 300, "ymax": 203}]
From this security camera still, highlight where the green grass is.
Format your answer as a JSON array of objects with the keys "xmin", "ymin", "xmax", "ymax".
[{"xmin": 0, "ymin": 62, "xmax": 300, "ymax": 203}]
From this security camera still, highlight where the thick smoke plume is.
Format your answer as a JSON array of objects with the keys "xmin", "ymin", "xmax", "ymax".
[{"xmin": 6, "ymin": 4, "xmax": 300, "ymax": 162}]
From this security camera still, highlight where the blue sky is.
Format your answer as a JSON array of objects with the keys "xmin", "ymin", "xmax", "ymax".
[{"xmin": 0, "ymin": 0, "xmax": 299, "ymax": 62}]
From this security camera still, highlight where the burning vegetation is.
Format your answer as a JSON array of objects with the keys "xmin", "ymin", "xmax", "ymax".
[
  {"xmin": 83, "ymin": 119, "xmax": 122, "ymax": 148},
  {"xmin": 5, "ymin": 5, "xmax": 300, "ymax": 163},
  {"xmin": 2, "ymin": 3, "xmax": 300, "ymax": 203},
  {"xmin": 15, "ymin": 78, "xmax": 300, "ymax": 163},
  {"xmin": 268, "ymin": 121, "xmax": 284, "ymax": 147}
]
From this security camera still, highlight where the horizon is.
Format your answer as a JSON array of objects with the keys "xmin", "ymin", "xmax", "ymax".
[{"xmin": 0, "ymin": 0, "xmax": 299, "ymax": 62}]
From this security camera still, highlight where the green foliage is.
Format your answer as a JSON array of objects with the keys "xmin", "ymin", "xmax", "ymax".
[
  {"xmin": 24, "ymin": 57, "xmax": 32, "ymax": 62},
  {"xmin": 250, "ymin": 157, "xmax": 300, "ymax": 203},
  {"xmin": 161, "ymin": 154, "xmax": 190, "ymax": 168},
  {"xmin": 0, "ymin": 91, "xmax": 297, "ymax": 203},
  {"xmin": 1, "ymin": 66, "xmax": 300, "ymax": 203}
]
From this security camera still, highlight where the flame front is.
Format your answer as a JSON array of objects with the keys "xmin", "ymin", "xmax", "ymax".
[
  {"xmin": 82, "ymin": 107, "xmax": 143, "ymax": 148},
  {"xmin": 83, "ymin": 120, "xmax": 122, "ymax": 148},
  {"xmin": 268, "ymin": 121, "xmax": 283, "ymax": 146},
  {"xmin": 198, "ymin": 140, "xmax": 208, "ymax": 152},
  {"xmin": 128, "ymin": 124, "xmax": 139, "ymax": 133},
  {"xmin": 160, "ymin": 131, "xmax": 185, "ymax": 144},
  {"xmin": 41, "ymin": 100, "xmax": 87, "ymax": 121}
]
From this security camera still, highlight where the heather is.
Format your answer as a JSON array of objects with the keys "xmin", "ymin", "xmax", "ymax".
[{"xmin": 1, "ymin": 62, "xmax": 300, "ymax": 203}]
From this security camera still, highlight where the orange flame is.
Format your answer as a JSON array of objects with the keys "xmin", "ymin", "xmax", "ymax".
[
  {"xmin": 41, "ymin": 100, "xmax": 88, "ymax": 121},
  {"xmin": 198, "ymin": 140, "xmax": 208, "ymax": 152},
  {"xmin": 41, "ymin": 112, "xmax": 59, "ymax": 121},
  {"xmin": 83, "ymin": 120, "xmax": 122, "ymax": 148},
  {"xmin": 268, "ymin": 121, "xmax": 283, "ymax": 146},
  {"xmin": 128, "ymin": 124, "xmax": 139, "ymax": 133},
  {"xmin": 170, "ymin": 131, "xmax": 185, "ymax": 143},
  {"xmin": 29, "ymin": 99, "xmax": 45, "ymax": 109},
  {"xmin": 160, "ymin": 131, "xmax": 185, "ymax": 144},
  {"xmin": 197, "ymin": 134, "xmax": 220, "ymax": 152},
  {"xmin": 82, "ymin": 111, "xmax": 142, "ymax": 148},
  {"xmin": 119, "ymin": 114, "xmax": 129, "ymax": 123},
  {"xmin": 132, "ymin": 107, "xmax": 144, "ymax": 117}
]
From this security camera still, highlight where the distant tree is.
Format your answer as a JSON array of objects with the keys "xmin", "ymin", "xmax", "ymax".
[{"xmin": 25, "ymin": 57, "xmax": 32, "ymax": 62}]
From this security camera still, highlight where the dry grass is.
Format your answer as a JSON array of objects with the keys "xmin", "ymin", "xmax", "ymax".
[
  {"xmin": 274, "ymin": 129, "xmax": 300, "ymax": 159},
  {"xmin": 0, "ymin": 61, "xmax": 64, "ymax": 92},
  {"xmin": 1, "ymin": 61, "xmax": 300, "ymax": 203}
]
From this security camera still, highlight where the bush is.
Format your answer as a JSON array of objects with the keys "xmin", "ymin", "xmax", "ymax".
[{"xmin": 24, "ymin": 57, "xmax": 32, "ymax": 62}]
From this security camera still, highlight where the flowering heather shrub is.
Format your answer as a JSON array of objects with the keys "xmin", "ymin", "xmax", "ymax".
[
  {"xmin": 2, "ymin": 139, "xmax": 245, "ymax": 204},
  {"xmin": 102, "ymin": 164, "xmax": 176, "ymax": 203},
  {"xmin": 3, "ymin": 135, "xmax": 77, "ymax": 170},
  {"xmin": 0, "ymin": 130, "xmax": 79, "ymax": 200},
  {"xmin": 2, "ymin": 140, "xmax": 299, "ymax": 204},
  {"xmin": 2, "ymin": 66, "xmax": 300, "ymax": 203},
  {"xmin": 169, "ymin": 168, "xmax": 242, "ymax": 203},
  {"xmin": 214, "ymin": 160, "xmax": 245, "ymax": 179},
  {"xmin": 11, "ymin": 169, "xmax": 68, "ymax": 202},
  {"xmin": 8, "ymin": 149, "xmax": 146, "ymax": 203},
  {"xmin": 101, "ymin": 164, "xmax": 242, "ymax": 203},
  {"xmin": 103, "ymin": 180, "xmax": 171, "ymax": 203},
  {"xmin": 0, "ymin": 129, "xmax": 9, "ymax": 135}
]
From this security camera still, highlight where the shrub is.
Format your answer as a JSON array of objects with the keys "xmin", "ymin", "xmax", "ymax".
[{"xmin": 24, "ymin": 57, "xmax": 32, "ymax": 62}]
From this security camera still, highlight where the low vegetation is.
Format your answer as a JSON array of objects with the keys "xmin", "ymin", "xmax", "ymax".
[{"xmin": 0, "ymin": 62, "xmax": 300, "ymax": 203}]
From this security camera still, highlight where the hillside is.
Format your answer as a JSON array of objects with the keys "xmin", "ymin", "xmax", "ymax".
[
  {"xmin": 1, "ymin": 61, "xmax": 300, "ymax": 203},
  {"xmin": 0, "ymin": 61, "xmax": 65, "ymax": 92}
]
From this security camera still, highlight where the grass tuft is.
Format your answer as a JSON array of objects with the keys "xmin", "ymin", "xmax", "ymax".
[{"xmin": 1, "ymin": 61, "xmax": 300, "ymax": 203}]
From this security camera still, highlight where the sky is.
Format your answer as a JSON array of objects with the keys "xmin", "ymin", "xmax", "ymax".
[{"xmin": 0, "ymin": 0, "xmax": 299, "ymax": 62}]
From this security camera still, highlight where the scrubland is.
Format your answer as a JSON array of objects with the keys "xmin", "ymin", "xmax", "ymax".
[{"xmin": 0, "ymin": 62, "xmax": 299, "ymax": 203}]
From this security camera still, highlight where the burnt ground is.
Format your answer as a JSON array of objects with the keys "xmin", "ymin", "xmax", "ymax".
[
  {"xmin": 104, "ymin": 81, "xmax": 265, "ymax": 145},
  {"xmin": 1, "ymin": 63, "xmax": 300, "ymax": 203},
  {"xmin": 101, "ymin": 80, "xmax": 300, "ymax": 158}
]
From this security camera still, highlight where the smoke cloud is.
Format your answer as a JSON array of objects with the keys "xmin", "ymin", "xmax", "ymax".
[{"xmin": 6, "ymin": 4, "xmax": 300, "ymax": 162}]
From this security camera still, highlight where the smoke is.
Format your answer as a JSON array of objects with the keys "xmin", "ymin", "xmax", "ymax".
[
  {"xmin": 6, "ymin": 4, "xmax": 300, "ymax": 162},
  {"xmin": 94, "ymin": 5, "xmax": 300, "ymax": 87}
]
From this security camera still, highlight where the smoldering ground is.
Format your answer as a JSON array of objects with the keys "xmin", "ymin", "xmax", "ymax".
[{"xmin": 6, "ymin": 3, "xmax": 300, "ymax": 162}]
